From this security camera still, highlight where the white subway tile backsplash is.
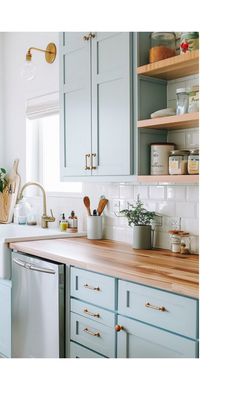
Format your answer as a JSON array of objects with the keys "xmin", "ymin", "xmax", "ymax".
[
  {"xmin": 167, "ymin": 186, "xmax": 186, "ymax": 201},
  {"xmin": 156, "ymin": 201, "xmax": 176, "ymax": 217},
  {"xmin": 120, "ymin": 184, "xmax": 134, "ymax": 199},
  {"xmin": 186, "ymin": 186, "xmax": 199, "ymax": 202},
  {"xmin": 149, "ymin": 185, "xmax": 165, "ymax": 200},
  {"xmin": 176, "ymin": 202, "xmax": 195, "ymax": 218},
  {"xmin": 134, "ymin": 185, "xmax": 149, "ymax": 200}
]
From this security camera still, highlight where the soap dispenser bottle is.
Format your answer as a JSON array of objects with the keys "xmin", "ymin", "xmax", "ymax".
[{"xmin": 59, "ymin": 213, "xmax": 68, "ymax": 231}]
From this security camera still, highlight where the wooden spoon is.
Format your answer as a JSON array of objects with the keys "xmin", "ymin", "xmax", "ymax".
[
  {"xmin": 83, "ymin": 196, "xmax": 91, "ymax": 216},
  {"xmin": 97, "ymin": 198, "xmax": 108, "ymax": 216}
]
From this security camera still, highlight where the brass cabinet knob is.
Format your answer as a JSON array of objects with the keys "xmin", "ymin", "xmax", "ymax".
[{"xmin": 115, "ymin": 325, "xmax": 123, "ymax": 332}]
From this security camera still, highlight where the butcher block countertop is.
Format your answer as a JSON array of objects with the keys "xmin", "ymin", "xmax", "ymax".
[{"xmin": 9, "ymin": 237, "xmax": 199, "ymax": 298}]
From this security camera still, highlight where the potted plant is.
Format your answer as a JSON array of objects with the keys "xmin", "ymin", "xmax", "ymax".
[
  {"xmin": 120, "ymin": 196, "xmax": 156, "ymax": 249},
  {"xmin": 0, "ymin": 168, "xmax": 7, "ymax": 193}
]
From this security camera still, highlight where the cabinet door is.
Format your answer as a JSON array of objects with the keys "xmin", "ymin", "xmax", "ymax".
[
  {"xmin": 60, "ymin": 32, "xmax": 92, "ymax": 178},
  {"xmin": 116, "ymin": 315, "xmax": 198, "ymax": 358},
  {"xmin": 91, "ymin": 32, "xmax": 133, "ymax": 176},
  {"xmin": 0, "ymin": 280, "xmax": 11, "ymax": 358}
]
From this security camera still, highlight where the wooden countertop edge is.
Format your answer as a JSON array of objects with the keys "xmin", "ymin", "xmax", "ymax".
[{"xmin": 9, "ymin": 239, "xmax": 199, "ymax": 299}]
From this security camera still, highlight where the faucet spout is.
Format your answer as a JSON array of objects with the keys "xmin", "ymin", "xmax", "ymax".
[{"xmin": 19, "ymin": 181, "xmax": 55, "ymax": 228}]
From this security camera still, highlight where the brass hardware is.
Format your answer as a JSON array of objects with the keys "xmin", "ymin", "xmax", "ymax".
[
  {"xmin": 83, "ymin": 34, "xmax": 90, "ymax": 41},
  {"xmin": 19, "ymin": 182, "xmax": 55, "ymax": 228},
  {"xmin": 26, "ymin": 43, "xmax": 57, "ymax": 64},
  {"xmin": 83, "ymin": 328, "xmax": 100, "ymax": 337},
  {"xmin": 91, "ymin": 153, "xmax": 97, "ymax": 170},
  {"xmin": 145, "ymin": 302, "xmax": 166, "ymax": 312},
  {"xmin": 115, "ymin": 325, "xmax": 123, "ymax": 332},
  {"xmin": 83, "ymin": 33, "xmax": 96, "ymax": 41},
  {"xmin": 84, "ymin": 284, "xmax": 100, "ymax": 291},
  {"xmin": 85, "ymin": 153, "xmax": 91, "ymax": 170},
  {"xmin": 83, "ymin": 308, "xmax": 100, "ymax": 318}
]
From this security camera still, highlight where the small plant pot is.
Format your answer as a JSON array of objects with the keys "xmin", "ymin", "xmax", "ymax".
[{"xmin": 133, "ymin": 225, "xmax": 152, "ymax": 250}]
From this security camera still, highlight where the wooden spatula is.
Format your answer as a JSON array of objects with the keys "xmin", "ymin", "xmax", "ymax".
[
  {"xmin": 83, "ymin": 196, "xmax": 91, "ymax": 216},
  {"xmin": 97, "ymin": 198, "xmax": 108, "ymax": 216}
]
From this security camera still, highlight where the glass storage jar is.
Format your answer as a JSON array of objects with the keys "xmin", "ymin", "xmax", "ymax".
[
  {"xmin": 180, "ymin": 32, "xmax": 199, "ymax": 54},
  {"xmin": 188, "ymin": 85, "xmax": 199, "ymax": 113},
  {"xmin": 188, "ymin": 149, "xmax": 199, "ymax": 174},
  {"xmin": 149, "ymin": 32, "xmax": 176, "ymax": 63},
  {"xmin": 169, "ymin": 150, "xmax": 190, "ymax": 175},
  {"xmin": 176, "ymin": 88, "xmax": 189, "ymax": 115}
]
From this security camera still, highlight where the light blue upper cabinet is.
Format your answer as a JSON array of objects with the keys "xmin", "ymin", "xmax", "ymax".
[
  {"xmin": 60, "ymin": 32, "xmax": 92, "ymax": 177},
  {"xmin": 91, "ymin": 32, "xmax": 133, "ymax": 176},
  {"xmin": 0, "ymin": 279, "xmax": 11, "ymax": 358},
  {"xmin": 60, "ymin": 32, "xmax": 133, "ymax": 179}
]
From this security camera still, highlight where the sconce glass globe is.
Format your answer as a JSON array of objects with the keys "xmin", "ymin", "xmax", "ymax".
[{"xmin": 21, "ymin": 60, "xmax": 37, "ymax": 81}]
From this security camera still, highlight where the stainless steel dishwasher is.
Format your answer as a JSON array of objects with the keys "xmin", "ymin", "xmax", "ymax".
[{"xmin": 11, "ymin": 252, "xmax": 65, "ymax": 358}]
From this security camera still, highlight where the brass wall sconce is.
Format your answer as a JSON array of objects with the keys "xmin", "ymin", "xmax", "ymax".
[{"xmin": 21, "ymin": 42, "xmax": 57, "ymax": 81}]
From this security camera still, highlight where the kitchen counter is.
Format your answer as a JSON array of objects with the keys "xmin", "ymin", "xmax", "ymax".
[{"xmin": 9, "ymin": 238, "xmax": 199, "ymax": 298}]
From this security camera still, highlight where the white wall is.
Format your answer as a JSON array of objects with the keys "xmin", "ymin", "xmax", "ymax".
[{"xmin": 2, "ymin": 32, "xmax": 59, "ymax": 177}]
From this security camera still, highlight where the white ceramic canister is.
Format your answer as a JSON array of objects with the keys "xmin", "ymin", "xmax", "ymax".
[
  {"xmin": 150, "ymin": 143, "xmax": 175, "ymax": 175},
  {"xmin": 87, "ymin": 216, "xmax": 103, "ymax": 240}
]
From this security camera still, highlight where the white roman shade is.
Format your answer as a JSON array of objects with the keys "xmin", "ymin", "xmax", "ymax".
[{"xmin": 25, "ymin": 92, "xmax": 59, "ymax": 119}]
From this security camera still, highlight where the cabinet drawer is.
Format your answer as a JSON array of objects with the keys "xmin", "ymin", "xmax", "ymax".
[
  {"xmin": 70, "ymin": 341, "xmax": 105, "ymax": 358},
  {"xmin": 71, "ymin": 313, "xmax": 115, "ymax": 358},
  {"xmin": 116, "ymin": 315, "xmax": 198, "ymax": 358},
  {"xmin": 118, "ymin": 280, "xmax": 198, "ymax": 339},
  {"xmin": 71, "ymin": 267, "xmax": 115, "ymax": 310},
  {"xmin": 71, "ymin": 298, "xmax": 115, "ymax": 328}
]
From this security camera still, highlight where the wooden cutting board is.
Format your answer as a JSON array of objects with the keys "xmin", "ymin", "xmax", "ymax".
[{"xmin": 0, "ymin": 159, "xmax": 21, "ymax": 224}]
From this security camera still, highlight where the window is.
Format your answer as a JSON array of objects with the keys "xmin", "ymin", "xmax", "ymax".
[{"xmin": 26, "ymin": 94, "xmax": 82, "ymax": 194}]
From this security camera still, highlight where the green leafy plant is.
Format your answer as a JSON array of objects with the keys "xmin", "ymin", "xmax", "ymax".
[
  {"xmin": 0, "ymin": 168, "xmax": 7, "ymax": 193},
  {"xmin": 120, "ymin": 195, "xmax": 156, "ymax": 226}
]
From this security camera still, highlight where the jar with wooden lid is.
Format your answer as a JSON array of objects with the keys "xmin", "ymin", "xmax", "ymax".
[
  {"xmin": 188, "ymin": 149, "xmax": 199, "ymax": 174},
  {"xmin": 169, "ymin": 150, "xmax": 190, "ymax": 175},
  {"xmin": 149, "ymin": 32, "xmax": 176, "ymax": 63}
]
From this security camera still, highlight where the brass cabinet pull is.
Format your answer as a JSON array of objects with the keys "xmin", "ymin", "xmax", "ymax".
[
  {"xmin": 83, "ymin": 33, "xmax": 96, "ymax": 41},
  {"xmin": 115, "ymin": 325, "xmax": 123, "ymax": 332},
  {"xmin": 83, "ymin": 34, "xmax": 90, "ymax": 41},
  {"xmin": 84, "ymin": 283, "xmax": 100, "ymax": 291},
  {"xmin": 145, "ymin": 302, "xmax": 166, "ymax": 312},
  {"xmin": 83, "ymin": 327, "xmax": 100, "ymax": 337},
  {"xmin": 83, "ymin": 308, "xmax": 100, "ymax": 318},
  {"xmin": 85, "ymin": 153, "xmax": 91, "ymax": 170},
  {"xmin": 91, "ymin": 153, "xmax": 97, "ymax": 170}
]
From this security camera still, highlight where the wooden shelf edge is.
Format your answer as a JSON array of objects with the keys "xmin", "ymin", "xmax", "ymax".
[
  {"xmin": 137, "ymin": 112, "xmax": 199, "ymax": 130},
  {"xmin": 137, "ymin": 51, "xmax": 199, "ymax": 80},
  {"xmin": 138, "ymin": 175, "xmax": 199, "ymax": 184}
]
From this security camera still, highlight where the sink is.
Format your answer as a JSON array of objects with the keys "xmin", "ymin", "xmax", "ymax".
[{"xmin": 0, "ymin": 224, "xmax": 85, "ymax": 279}]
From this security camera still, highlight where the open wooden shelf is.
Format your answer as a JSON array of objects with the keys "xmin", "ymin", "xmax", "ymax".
[
  {"xmin": 137, "ymin": 50, "xmax": 199, "ymax": 80},
  {"xmin": 137, "ymin": 112, "xmax": 199, "ymax": 130},
  {"xmin": 138, "ymin": 175, "xmax": 199, "ymax": 184}
]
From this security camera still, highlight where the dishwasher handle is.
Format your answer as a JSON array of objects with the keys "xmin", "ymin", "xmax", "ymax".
[{"xmin": 13, "ymin": 258, "xmax": 56, "ymax": 275}]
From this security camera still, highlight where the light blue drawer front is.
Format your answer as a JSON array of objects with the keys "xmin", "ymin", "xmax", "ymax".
[
  {"xmin": 117, "ymin": 315, "xmax": 198, "ymax": 358},
  {"xmin": 118, "ymin": 280, "xmax": 198, "ymax": 339},
  {"xmin": 71, "ymin": 267, "xmax": 115, "ymax": 310},
  {"xmin": 71, "ymin": 298, "xmax": 115, "ymax": 328},
  {"xmin": 70, "ymin": 341, "xmax": 105, "ymax": 358},
  {"xmin": 71, "ymin": 313, "xmax": 115, "ymax": 358}
]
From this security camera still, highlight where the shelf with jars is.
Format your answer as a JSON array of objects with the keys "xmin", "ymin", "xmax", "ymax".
[
  {"xmin": 137, "ymin": 50, "xmax": 199, "ymax": 80},
  {"xmin": 137, "ymin": 111, "xmax": 199, "ymax": 130}
]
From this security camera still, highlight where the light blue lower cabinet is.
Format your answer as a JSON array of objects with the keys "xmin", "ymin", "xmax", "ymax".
[
  {"xmin": 116, "ymin": 315, "xmax": 198, "ymax": 358},
  {"xmin": 70, "ymin": 341, "xmax": 106, "ymax": 358},
  {"xmin": 70, "ymin": 312, "xmax": 115, "ymax": 358},
  {"xmin": 0, "ymin": 279, "xmax": 11, "ymax": 358}
]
